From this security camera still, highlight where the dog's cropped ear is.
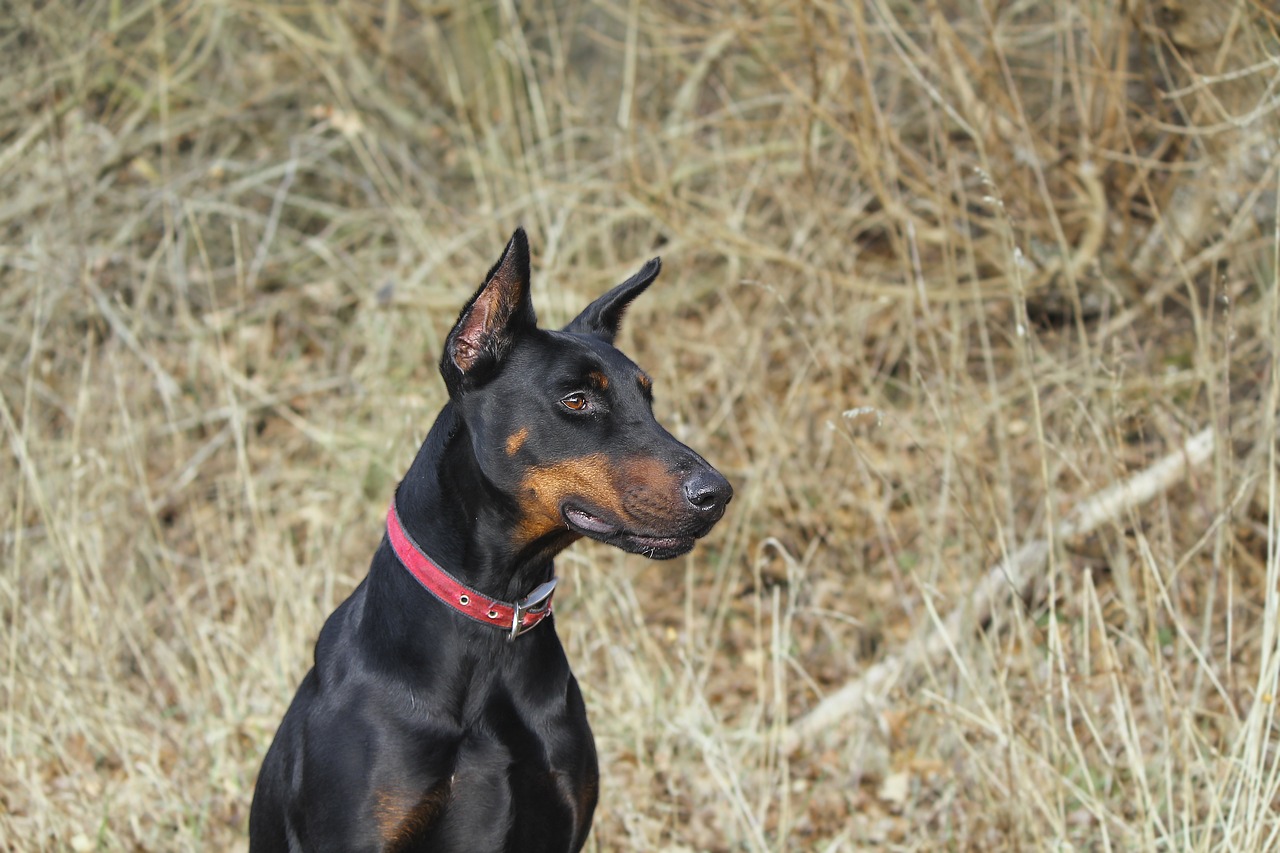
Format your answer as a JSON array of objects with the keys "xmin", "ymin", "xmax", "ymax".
[
  {"xmin": 441, "ymin": 228, "xmax": 538, "ymax": 392},
  {"xmin": 563, "ymin": 257, "xmax": 661, "ymax": 343}
]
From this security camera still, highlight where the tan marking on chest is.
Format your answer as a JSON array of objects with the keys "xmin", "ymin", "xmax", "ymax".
[
  {"xmin": 374, "ymin": 781, "xmax": 452, "ymax": 850},
  {"xmin": 577, "ymin": 772, "xmax": 599, "ymax": 834}
]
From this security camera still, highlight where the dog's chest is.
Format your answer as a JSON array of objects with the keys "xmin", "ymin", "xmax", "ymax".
[{"xmin": 370, "ymin": 714, "xmax": 598, "ymax": 852}]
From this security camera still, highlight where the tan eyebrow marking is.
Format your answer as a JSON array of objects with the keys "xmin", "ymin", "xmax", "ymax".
[
  {"xmin": 587, "ymin": 371, "xmax": 609, "ymax": 390},
  {"xmin": 637, "ymin": 372, "xmax": 652, "ymax": 391}
]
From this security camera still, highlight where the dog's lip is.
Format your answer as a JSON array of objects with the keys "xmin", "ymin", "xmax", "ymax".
[
  {"xmin": 562, "ymin": 505, "xmax": 618, "ymax": 536},
  {"xmin": 620, "ymin": 533, "xmax": 695, "ymax": 558},
  {"xmin": 561, "ymin": 504, "xmax": 696, "ymax": 558}
]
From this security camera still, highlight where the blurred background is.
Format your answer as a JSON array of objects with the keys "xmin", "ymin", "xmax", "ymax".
[{"xmin": 2, "ymin": 1, "xmax": 1279, "ymax": 849}]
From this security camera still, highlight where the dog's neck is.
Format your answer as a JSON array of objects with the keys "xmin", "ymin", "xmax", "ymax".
[
  {"xmin": 393, "ymin": 403, "xmax": 566, "ymax": 602},
  {"xmin": 351, "ymin": 404, "xmax": 571, "ymax": 670}
]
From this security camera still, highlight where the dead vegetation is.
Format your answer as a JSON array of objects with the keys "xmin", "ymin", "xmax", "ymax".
[{"xmin": 2, "ymin": 0, "xmax": 1280, "ymax": 849}]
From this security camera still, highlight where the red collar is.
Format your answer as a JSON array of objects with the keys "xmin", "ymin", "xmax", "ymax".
[{"xmin": 386, "ymin": 500, "xmax": 557, "ymax": 640}]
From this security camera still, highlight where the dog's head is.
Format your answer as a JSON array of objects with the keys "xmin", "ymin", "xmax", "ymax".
[{"xmin": 439, "ymin": 229, "xmax": 731, "ymax": 560}]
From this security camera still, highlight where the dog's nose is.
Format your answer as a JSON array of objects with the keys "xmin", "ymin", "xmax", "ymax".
[{"xmin": 683, "ymin": 468, "xmax": 733, "ymax": 513}]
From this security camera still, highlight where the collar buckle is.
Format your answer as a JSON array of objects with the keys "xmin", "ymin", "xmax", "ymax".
[{"xmin": 510, "ymin": 578, "xmax": 558, "ymax": 640}]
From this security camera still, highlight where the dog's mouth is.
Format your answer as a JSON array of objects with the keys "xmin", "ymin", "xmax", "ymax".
[{"xmin": 562, "ymin": 505, "xmax": 695, "ymax": 560}]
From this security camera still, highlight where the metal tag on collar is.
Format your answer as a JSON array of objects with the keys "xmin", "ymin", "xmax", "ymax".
[{"xmin": 510, "ymin": 578, "xmax": 558, "ymax": 640}]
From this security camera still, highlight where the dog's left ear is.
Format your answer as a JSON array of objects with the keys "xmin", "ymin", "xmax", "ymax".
[
  {"xmin": 563, "ymin": 258, "xmax": 661, "ymax": 344},
  {"xmin": 441, "ymin": 229, "xmax": 538, "ymax": 392}
]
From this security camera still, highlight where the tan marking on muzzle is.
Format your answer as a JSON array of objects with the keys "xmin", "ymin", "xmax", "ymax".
[
  {"xmin": 515, "ymin": 453, "xmax": 686, "ymax": 544},
  {"xmin": 613, "ymin": 456, "xmax": 687, "ymax": 527},
  {"xmin": 516, "ymin": 454, "xmax": 617, "ymax": 543}
]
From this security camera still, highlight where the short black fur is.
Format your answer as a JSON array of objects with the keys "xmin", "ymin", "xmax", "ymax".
[{"xmin": 249, "ymin": 229, "xmax": 732, "ymax": 852}]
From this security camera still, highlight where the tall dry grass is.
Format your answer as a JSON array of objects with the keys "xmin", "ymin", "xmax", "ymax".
[{"xmin": 2, "ymin": 0, "xmax": 1279, "ymax": 849}]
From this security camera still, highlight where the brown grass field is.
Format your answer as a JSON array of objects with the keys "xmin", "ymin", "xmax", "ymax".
[{"xmin": 3, "ymin": 1, "xmax": 1280, "ymax": 849}]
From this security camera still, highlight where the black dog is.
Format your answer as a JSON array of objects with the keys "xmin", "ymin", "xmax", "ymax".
[{"xmin": 249, "ymin": 229, "xmax": 732, "ymax": 852}]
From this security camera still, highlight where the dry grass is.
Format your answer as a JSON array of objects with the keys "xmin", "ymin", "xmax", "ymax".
[{"xmin": 3, "ymin": 0, "xmax": 1280, "ymax": 849}]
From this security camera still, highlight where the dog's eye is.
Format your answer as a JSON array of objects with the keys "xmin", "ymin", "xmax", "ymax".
[{"xmin": 560, "ymin": 393, "xmax": 588, "ymax": 411}]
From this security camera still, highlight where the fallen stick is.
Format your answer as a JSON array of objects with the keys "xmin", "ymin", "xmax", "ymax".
[{"xmin": 785, "ymin": 426, "xmax": 1216, "ymax": 750}]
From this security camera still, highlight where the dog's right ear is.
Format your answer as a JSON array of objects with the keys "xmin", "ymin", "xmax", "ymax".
[
  {"xmin": 563, "ymin": 257, "xmax": 661, "ymax": 344},
  {"xmin": 441, "ymin": 229, "xmax": 538, "ymax": 393}
]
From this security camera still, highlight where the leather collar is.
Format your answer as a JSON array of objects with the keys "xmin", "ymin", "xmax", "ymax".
[{"xmin": 386, "ymin": 499, "xmax": 557, "ymax": 640}]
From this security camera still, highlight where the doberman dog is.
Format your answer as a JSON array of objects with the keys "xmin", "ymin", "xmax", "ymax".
[{"xmin": 249, "ymin": 229, "xmax": 732, "ymax": 852}]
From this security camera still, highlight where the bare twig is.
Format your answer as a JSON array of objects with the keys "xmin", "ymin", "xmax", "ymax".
[{"xmin": 786, "ymin": 426, "xmax": 1217, "ymax": 750}]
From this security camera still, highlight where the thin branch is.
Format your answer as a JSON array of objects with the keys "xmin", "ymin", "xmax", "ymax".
[{"xmin": 786, "ymin": 426, "xmax": 1216, "ymax": 750}]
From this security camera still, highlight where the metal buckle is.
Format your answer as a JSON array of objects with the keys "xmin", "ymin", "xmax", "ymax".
[{"xmin": 510, "ymin": 578, "xmax": 558, "ymax": 640}]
